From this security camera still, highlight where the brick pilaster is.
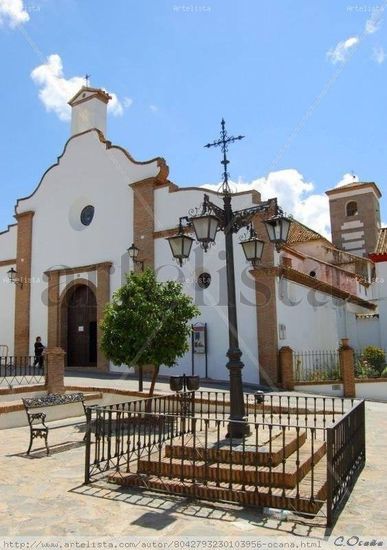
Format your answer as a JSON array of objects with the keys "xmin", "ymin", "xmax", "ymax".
[
  {"xmin": 14, "ymin": 211, "xmax": 34, "ymax": 357},
  {"xmin": 339, "ymin": 338, "xmax": 356, "ymax": 398},
  {"xmin": 130, "ymin": 178, "xmax": 156, "ymax": 269},
  {"xmin": 252, "ymin": 203, "xmax": 280, "ymax": 387},
  {"xmin": 47, "ymin": 271, "xmax": 60, "ymax": 348},
  {"xmin": 45, "ymin": 347, "xmax": 66, "ymax": 394},
  {"xmin": 96, "ymin": 263, "xmax": 111, "ymax": 371},
  {"xmin": 279, "ymin": 346, "xmax": 294, "ymax": 390}
]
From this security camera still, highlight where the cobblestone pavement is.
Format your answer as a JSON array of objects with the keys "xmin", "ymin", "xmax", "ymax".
[{"xmin": 0, "ymin": 378, "xmax": 386, "ymax": 540}]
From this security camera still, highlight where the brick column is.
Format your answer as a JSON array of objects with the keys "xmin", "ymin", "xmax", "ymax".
[
  {"xmin": 130, "ymin": 178, "xmax": 156, "ymax": 269},
  {"xmin": 45, "ymin": 347, "xmax": 66, "ymax": 394},
  {"xmin": 339, "ymin": 338, "xmax": 356, "ymax": 398},
  {"xmin": 279, "ymin": 346, "xmax": 294, "ymax": 390},
  {"xmin": 14, "ymin": 211, "xmax": 34, "ymax": 357},
  {"xmin": 47, "ymin": 271, "xmax": 60, "ymax": 348},
  {"xmin": 96, "ymin": 263, "xmax": 111, "ymax": 372},
  {"xmin": 252, "ymin": 203, "xmax": 280, "ymax": 387}
]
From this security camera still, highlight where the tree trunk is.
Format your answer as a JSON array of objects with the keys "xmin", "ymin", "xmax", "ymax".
[
  {"xmin": 145, "ymin": 365, "xmax": 159, "ymax": 414},
  {"xmin": 148, "ymin": 365, "xmax": 159, "ymax": 398}
]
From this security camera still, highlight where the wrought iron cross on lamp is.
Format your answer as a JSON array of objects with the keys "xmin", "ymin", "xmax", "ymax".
[{"xmin": 167, "ymin": 119, "xmax": 291, "ymax": 439}]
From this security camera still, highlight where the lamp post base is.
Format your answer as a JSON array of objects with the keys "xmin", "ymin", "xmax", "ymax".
[
  {"xmin": 226, "ymin": 417, "xmax": 251, "ymax": 439},
  {"xmin": 226, "ymin": 347, "xmax": 250, "ymax": 439}
]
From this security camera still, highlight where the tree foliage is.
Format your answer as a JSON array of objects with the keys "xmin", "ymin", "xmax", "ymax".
[
  {"xmin": 356, "ymin": 345, "xmax": 386, "ymax": 377},
  {"xmin": 100, "ymin": 269, "xmax": 199, "ymax": 394}
]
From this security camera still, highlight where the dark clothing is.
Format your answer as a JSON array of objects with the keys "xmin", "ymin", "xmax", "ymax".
[{"xmin": 33, "ymin": 342, "xmax": 45, "ymax": 368}]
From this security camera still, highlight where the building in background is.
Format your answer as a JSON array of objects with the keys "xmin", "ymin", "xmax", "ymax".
[{"xmin": 0, "ymin": 87, "xmax": 379, "ymax": 386}]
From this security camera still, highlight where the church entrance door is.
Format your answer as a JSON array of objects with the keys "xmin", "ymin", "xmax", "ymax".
[{"xmin": 66, "ymin": 285, "xmax": 97, "ymax": 367}]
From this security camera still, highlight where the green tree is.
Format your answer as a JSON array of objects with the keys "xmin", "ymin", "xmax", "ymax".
[
  {"xmin": 100, "ymin": 269, "xmax": 199, "ymax": 397},
  {"xmin": 361, "ymin": 346, "xmax": 386, "ymax": 376}
]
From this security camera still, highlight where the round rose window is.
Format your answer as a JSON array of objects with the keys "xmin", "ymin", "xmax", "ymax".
[{"xmin": 80, "ymin": 205, "xmax": 95, "ymax": 226}]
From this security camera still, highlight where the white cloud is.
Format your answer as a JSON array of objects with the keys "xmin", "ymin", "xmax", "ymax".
[
  {"xmin": 327, "ymin": 36, "xmax": 359, "ymax": 64},
  {"xmin": 202, "ymin": 169, "xmax": 332, "ymax": 239},
  {"xmin": 0, "ymin": 0, "xmax": 29, "ymax": 28},
  {"xmin": 149, "ymin": 104, "xmax": 158, "ymax": 112},
  {"xmin": 326, "ymin": 8, "xmax": 384, "ymax": 66},
  {"xmin": 365, "ymin": 9, "xmax": 384, "ymax": 34},
  {"xmin": 31, "ymin": 55, "xmax": 84, "ymax": 121},
  {"xmin": 108, "ymin": 94, "xmax": 124, "ymax": 116},
  {"xmin": 202, "ymin": 170, "xmax": 365, "ymax": 240},
  {"xmin": 123, "ymin": 97, "xmax": 133, "ymax": 108},
  {"xmin": 335, "ymin": 172, "xmax": 359, "ymax": 188},
  {"xmin": 372, "ymin": 46, "xmax": 386, "ymax": 64},
  {"xmin": 31, "ymin": 54, "xmax": 128, "ymax": 121}
]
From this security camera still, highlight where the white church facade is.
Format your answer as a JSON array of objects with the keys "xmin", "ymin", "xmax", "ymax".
[{"xmin": 0, "ymin": 87, "xmax": 381, "ymax": 386}]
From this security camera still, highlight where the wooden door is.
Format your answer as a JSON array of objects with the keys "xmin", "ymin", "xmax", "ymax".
[{"xmin": 67, "ymin": 285, "xmax": 97, "ymax": 367}]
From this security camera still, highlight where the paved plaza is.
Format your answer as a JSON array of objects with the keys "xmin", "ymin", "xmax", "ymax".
[{"xmin": 0, "ymin": 373, "xmax": 386, "ymax": 540}]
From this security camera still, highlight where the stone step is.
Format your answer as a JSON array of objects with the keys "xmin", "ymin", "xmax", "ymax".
[
  {"xmin": 137, "ymin": 440, "xmax": 326, "ymax": 489},
  {"xmin": 164, "ymin": 428, "xmax": 307, "ymax": 467},
  {"xmin": 109, "ymin": 458, "xmax": 327, "ymax": 515}
]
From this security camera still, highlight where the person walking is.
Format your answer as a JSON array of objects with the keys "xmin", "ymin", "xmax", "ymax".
[{"xmin": 33, "ymin": 337, "xmax": 45, "ymax": 368}]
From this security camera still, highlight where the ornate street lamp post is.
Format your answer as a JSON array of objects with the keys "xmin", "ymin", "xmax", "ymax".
[{"xmin": 167, "ymin": 120, "xmax": 291, "ymax": 439}]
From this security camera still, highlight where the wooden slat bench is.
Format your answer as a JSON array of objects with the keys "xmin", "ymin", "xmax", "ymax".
[{"xmin": 22, "ymin": 392, "xmax": 86, "ymax": 455}]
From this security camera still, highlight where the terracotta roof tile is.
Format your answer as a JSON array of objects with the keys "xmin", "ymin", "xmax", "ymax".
[{"xmin": 287, "ymin": 220, "xmax": 331, "ymax": 245}]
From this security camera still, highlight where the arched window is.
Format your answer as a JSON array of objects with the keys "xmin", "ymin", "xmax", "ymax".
[{"xmin": 346, "ymin": 201, "xmax": 358, "ymax": 216}]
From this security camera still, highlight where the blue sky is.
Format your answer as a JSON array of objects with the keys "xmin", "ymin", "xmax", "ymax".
[{"xmin": 0, "ymin": 0, "xmax": 386, "ymax": 236}]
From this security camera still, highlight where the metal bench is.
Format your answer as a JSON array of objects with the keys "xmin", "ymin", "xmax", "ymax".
[{"xmin": 22, "ymin": 392, "xmax": 86, "ymax": 455}]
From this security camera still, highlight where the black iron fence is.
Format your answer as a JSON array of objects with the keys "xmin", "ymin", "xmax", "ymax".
[
  {"xmin": 245, "ymin": 392, "xmax": 353, "ymax": 428},
  {"xmin": 84, "ymin": 391, "xmax": 364, "ymax": 526},
  {"xmin": 326, "ymin": 400, "xmax": 365, "ymax": 527},
  {"xmin": 293, "ymin": 350, "xmax": 341, "ymax": 383},
  {"xmin": 84, "ymin": 393, "xmax": 188, "ymax": 482},
  {"xmin": 0, "ymin": 356, "xmax": 45, "ymax": 387}
]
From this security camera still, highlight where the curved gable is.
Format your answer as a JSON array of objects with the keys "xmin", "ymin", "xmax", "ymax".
[{"xmin": 16, "ymin": 128, "xmax": 169, "ymax": 214}]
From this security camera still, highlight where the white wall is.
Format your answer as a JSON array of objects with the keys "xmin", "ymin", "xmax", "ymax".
[
  {"xmin": 355, "ymin": 381, "xmax": 387, "ymax": 401},
  {"xmin": 0, "ymin": 225, "xmax": 17, "ymax": 261},
  {"xmin": 372, "ymin": 262, "xmax": 387, "ymax": 351},
  {"xmin": 276, "ymin": 278, "xmax": 341, "ymax": 351},
  {"xmin": 345, "ymin": 261, "xmax": 387, "ymax": 352},
  {"xmin": 71, "ymin": 97, "xmax": 107, "ymax": 136},
  {"xmin": 0, "ymin": 265, "xmax": 15, "ymax": 354},
  {"xmin": 295, "ymin": 381, "xmax": 387, "ymax": 401},
  {"xmin": 349, "ymin": 318, "xmax": 381, "ymax": 350},
  {"xmin": 15, "ymin": 130, "xmax": 160, "ymax": 354},
  {"xmin": 294, "ymin": 383, "xmax": 343, "ymax": 397}
]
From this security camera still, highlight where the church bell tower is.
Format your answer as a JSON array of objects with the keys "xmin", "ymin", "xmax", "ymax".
[
  {"xmin": 68, "ymin": 86, "xmax": 111, "ymax": 137},
  {"xmin": 326, "ymin": 181, "xmax": 381, "ymax": 257}
]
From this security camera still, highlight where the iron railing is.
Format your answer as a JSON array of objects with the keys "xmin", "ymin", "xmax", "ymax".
[
  {"xmin": 293, "ymin": 350, "xmax": 341, "ymax": 383},
  {"xmin": 84, "ymin": 391, "xmax": 364, "ymax": 526},
  {"xmin": 84, "ymin": 393, "xmax": 189, "ymax": 482},
  {"xmin": 326, "ymin": 399, "xmax": 365, "ymax": 527},
  {"xmin": 0, "ymin": 356, "xmax": 45, "ymax": 387}
]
